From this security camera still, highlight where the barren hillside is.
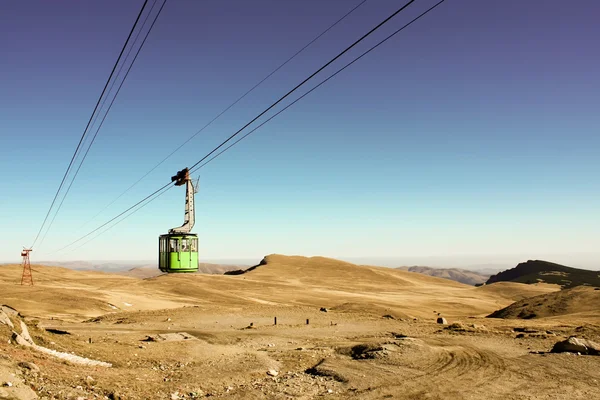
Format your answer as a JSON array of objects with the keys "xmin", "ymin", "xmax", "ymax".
[
  {"xmin": 1, "ymin": 255, "xmax": 598, "ymax": 399},
  {"xmin": 487, "ymin": 286, "xmax": 600, "ymax": 319},
  {"xmin": 398, "ymin": 266, "xmax": 490, "ymax": 285},
  {"xmin": 486, "ymin": 260, "xmax": 600, "ymax": 288}
]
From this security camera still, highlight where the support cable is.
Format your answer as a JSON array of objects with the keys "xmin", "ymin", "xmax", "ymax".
[
  {"xmin": 38, "ymin": 0, "xmax": 168, "ymax": 248},
  {"xmin": 51, "ymin": 0, "xmax": 447, "ymax": 254},
  {"xmin": 30, "ymin": 0, "xmax": 151, "ymax": 248},
  {"xmin": 193, "ymin": 0, "xmax": 447, "ymax": 173},
  {"xmin": 187, "ymin": 0, "xmax": 417, "ymax": 172},
  {"xmin": 80, "ymin": 0, "xmax": 369, "ymax": 229}
]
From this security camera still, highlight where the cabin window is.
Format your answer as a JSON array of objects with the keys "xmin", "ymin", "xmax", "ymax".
[
  {"xmin": 181, "ymin": 239, "xmax": 189, "ymax": 252},
  {"xmin": 170, "ymin": 239, "xmax": 179, "ymax": 252},
  {"xmin": 190, "ymin": 238, "xmax": 198, "ymax": 251}
]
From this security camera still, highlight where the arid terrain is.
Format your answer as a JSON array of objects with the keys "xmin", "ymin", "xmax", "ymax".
[
  {"xmin": 396, "ymin": 266, "xmax": 490, "ymax": 286},
  {"xmin": 1, "ymin": 255, "xmax": 599, "ymax": 400}
]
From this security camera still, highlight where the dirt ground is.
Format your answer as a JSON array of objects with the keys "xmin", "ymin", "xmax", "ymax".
[{"xmin": 1, "ymin": 255, "xmax": 598, "ymax": 399}]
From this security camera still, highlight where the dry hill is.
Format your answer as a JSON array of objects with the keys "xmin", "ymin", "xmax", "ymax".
[
  {"xmin": 486, "ymin": 260, "xmax": 600, "ymax": 288},
  {"xmin": 0, "ymin": 255, "xmax": 559, "ymax": 320},
  {"xmin": 487, "ymin": 285, "xmax": 600, "ymax": 319},
  {"xmin": 116, "ymin": 263, "xmax": 243, "ymax": 279},
  {"xmin": 398, "ymin": 266, "xmax": 489, "ymax": 286}
]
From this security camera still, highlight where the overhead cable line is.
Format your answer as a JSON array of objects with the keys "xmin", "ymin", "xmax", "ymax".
[
  {"xmin": 192, "ymin": 0, "xmax": 446, "ymax": 172},
  {"xmin": 80, "ymin": 0, "xmax": 369, "ymax": 229},
  {"xmin": 72, "ymin": 0, "xmax": 162, "ymax": 169},
  {"xmin": 30, "ymin": 0, "xmax": 150, "ymax": 249},
  {"xmin": 187, "ymin": 0, "xmax": 417, "ymax": 172},
  {"xmin": 52, "ymin": 0, "xmax": 446, "ymax": 254},
  {"xmin": 50, "ymin": 181, "xmax": 173, "ymax": 254},
  {"xmin": 38, "ymin": 0, "xmax": 168, "ymax": 248},
  {"xmin": 66, "ymin": 185, "xmax": 175, "ymax": 254}
]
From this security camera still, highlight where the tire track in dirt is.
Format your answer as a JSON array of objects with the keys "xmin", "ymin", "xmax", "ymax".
[{"xmin": 347, "ymin": 337, "xmax": 519, "ymax": 399}]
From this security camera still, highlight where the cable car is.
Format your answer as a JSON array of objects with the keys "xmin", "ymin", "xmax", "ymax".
[{"xmin": 158, "ymin": 168, "xmax": 199, "ymax": 273}]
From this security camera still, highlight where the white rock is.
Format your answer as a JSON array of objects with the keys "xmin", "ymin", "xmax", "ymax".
[
  {"xmin": 0, "ymin": 310, "xmax": 14, "ymax": 328},
  {"xmin": 267, "ymin": 369, "xmax": 278, "ymax": 377}
]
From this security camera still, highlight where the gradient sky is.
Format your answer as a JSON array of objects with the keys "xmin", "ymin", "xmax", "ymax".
[{"xmin": 1, "ymin": 0, "xmax": 599, "ymax": 268}]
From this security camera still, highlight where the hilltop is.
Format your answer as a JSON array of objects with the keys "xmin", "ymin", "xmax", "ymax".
[
  {"xmin": 487, "ymin": 285, "xmax": 600, "ymax": 319},
  {"xmin": 397, "ymin": 266, "xmax": 490, "ymax": 286},
  {"xmin": 0, "ymin": 255, "xmax": 558, "ymax": 320},
  {"xmin": 486, "ymin": 260, "xmax": 600, "ymax": 289}
]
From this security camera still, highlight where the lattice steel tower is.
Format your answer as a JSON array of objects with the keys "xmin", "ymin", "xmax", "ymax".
[{"xmin": 20, "ymin": 248, "xmax": 33, "ymax": 286}]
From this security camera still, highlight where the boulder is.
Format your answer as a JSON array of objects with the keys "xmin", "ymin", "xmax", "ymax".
[
  {"xmin": 20, "ymin": 321, "xmax": 34, "ymax": 344},
  {"xmin": 551, "ymin": 336, "xmax": 600, "ymax": 355},
  {"xmin": 437, "ymin": 317, "xmax": 448, "ymax": 325},
  {"xmin": 0, "ymin": 310, "xmax": 13, "ymax": 329},
  {"xmin": 0, "ymin": 305, "xmax": 19, "ymax": 317},
  {"xmin": 12, "ymin": 332, "xmax": 32, "ymax": 347}
]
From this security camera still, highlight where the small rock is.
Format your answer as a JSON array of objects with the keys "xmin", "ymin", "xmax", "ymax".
[
  {"xmin": 171, "ymin": 392, "xmax": 180, "ymax": 400},
  {"xmin": 267, "ymin": 369, "xmax": 279, "ymax": 377},
  {"xmin": 18, "ymin": 361, "xmax": 40, "ymax": 373},
  {"xmin": 436, "ymin": 317, "xmax": 448, "ymax": 325},
  {"xmin": 320, "ymin": 307, "xmax": 328, "ymax": 313},
  {"xmin": 551, "ymin": 336, "xmax": 600, "ymax": 355},
  {"xmin": 327, "ymin": 389, "xmax": 333, "ymax": 394},
  {"xmin": 3, "ymin": 382, "xmax": 12, "ymax": 387}
]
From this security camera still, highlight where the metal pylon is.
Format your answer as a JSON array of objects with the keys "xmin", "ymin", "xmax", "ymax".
[{"xmin": 20, "ymin": 248, "xmax": 33, "ymax": 286}]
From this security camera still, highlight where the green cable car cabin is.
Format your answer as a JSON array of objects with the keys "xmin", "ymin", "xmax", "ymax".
[
  {"xmin": 158, "ymin": 234, "xmax": 198, "ymax": 273},
  {"xmin": 158, "ymin": 168, "xmax": 199, "ymax": 273}
]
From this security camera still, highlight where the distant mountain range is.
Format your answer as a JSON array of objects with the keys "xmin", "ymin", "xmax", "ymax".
[
  {"xmin": 32, "ymin": 261, "xmax": 247, "ymax": 276},
  {"xmin": 485, "ymin": 260, "xmax": 600, "ymax": 289},
  {"xmin": 396, "ymin": 266, "xmax": 490, "ymax": 286}
]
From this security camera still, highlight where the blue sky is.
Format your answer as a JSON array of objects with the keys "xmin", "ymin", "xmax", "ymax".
[{"xmin": 1, "ymin": 0, "xmax": 599, "ymax": 268}]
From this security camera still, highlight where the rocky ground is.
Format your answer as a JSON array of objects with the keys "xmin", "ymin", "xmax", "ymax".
[
  {"xmin": 0, "ymin": 256, "xmax": 598, "ymax": 399},
  {"xmin": 1, "ymin": 304, "xmax": 599, "ymax": 400}
]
